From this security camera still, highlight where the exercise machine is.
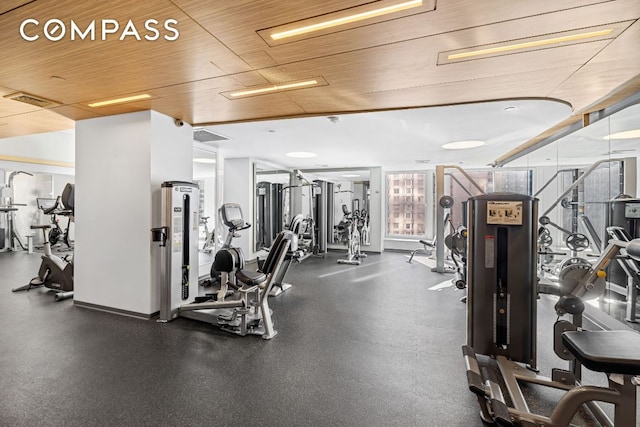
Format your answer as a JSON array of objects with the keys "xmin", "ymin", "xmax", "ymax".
[
  {"xmin": 462, "ymin": 192, "xmax": 640, "ymax": 427},
  {"xmin": 207, "ymin": 204, "xmax": 251, "ymax": 294},
  {"xmin": 12, "ymin": 183, "xmax": 74, "ymax": 301},
  {"xmin": 0, "ymin": 171, "xmax": 33, "ymax": 252},
  {"xmin": 199, "ymin": 216, "xmax": 216, "ymax": 253},
  {"xmin": 336, "ymin": 204, "xmax": 366, "ymax": 265},
  {"xmin": 282, "ymin": 171, "xmax": 326, "ymax": 260},
  {"xmin": 255, "ymin": 180, "xmax": 284, "ymax": 250},
  {"xmin": 153, "ymin": 182, "xmax": 293, "ymax": 339},
  {"xmin": 603, "ymin": 196, "xmax": 640, "ymax": 321},
  {"xmin": 604, "ymin": 226, "xmax": 639, "ymax": 322},
  {"xmin": 36, "ymin": 195, "xmax": 74, "ymax": 250}
]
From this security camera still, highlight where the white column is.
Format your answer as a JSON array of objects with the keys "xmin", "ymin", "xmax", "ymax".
[
  {"xmin": 222, "ymin": 157, "xmax": 254, "ymax": 258},
  {"xmin": 74, "ymin": 110, "xmax": 192, "ymax": 317}
]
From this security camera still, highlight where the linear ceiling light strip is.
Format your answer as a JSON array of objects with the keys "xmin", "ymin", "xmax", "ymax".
[
  {"xmin": 448, "ymin": 29, "xmax": 613, "ymax": 61},
  {"xmin": 223, "ymin": 78, "xmax": 327, "ymax": 99},
  {"xmin": 230, "ymin": 80, "xmax": 319, "ymax": 97},
  {"xmin": 88, "ymin": 94, "xmax": 152, "ymax": 108},
  {"xmin": 269, "ymin": 0, "xmax": 423, "ymax": 41}
]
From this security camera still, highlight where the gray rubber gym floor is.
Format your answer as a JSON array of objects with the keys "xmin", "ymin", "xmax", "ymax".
[{"xmin": 0, "ymin": 250, "xmax": 637, "ymax": 426}]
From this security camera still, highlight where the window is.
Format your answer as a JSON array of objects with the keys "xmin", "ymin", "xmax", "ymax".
[
  {"xmin": 386, "ymin": 172, "xmax": 427, "ymax": 237},
  {"xmin": 448, "ymin": 168, "xmax": 531, "ymax": 227}
]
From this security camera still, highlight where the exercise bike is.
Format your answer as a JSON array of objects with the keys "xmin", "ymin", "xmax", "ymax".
[
  {"xmin": 199, "ymin": 215, "xmax": 216, "ymax": 253},
  {"xmin": 337, "ymin": 205, "xmax": 367, "ymax": 265},
  {"xmin": 207, "ymin": 204, "xmax": 251, "ymax": 300},
  {"xmin": 36, "ymin": 196, "xmax": 73, "ymax": 250},
  {"xmin": 13, "ymin": 184, "xmax": 74, "ymax": 301}
]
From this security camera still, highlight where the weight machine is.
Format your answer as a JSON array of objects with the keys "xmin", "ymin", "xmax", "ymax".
[
  {"xmin": 0, "ymin": 171, "xmax": 33, "ymax": 252},
  {"xmin": 463, "ymin": 192, "xmax": 640, "ymax": 427},
  {"xmin": 153, "ymin": 182, "xmax": 293, "ymax": 339}
]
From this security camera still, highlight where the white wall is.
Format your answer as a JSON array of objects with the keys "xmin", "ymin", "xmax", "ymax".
[
  {"xmin": 75, "ymin": 110, "xmax": 192, "ymax": 316},
  {"xmin": 222, "ymin": 157, "xmax": 253, "ymax": 258}
]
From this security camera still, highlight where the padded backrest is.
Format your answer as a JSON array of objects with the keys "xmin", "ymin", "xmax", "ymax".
[
  {"xmin": 61, "ymin": 183, "xmax": 74, "ymax": 211},
  {"xmin": 288, "ymin": 214, "xmax": 305, "ymax": 235},
  {"xmin": 261, "ymin": 231, "xmax": 294, "ymax": 274},
  {"xmin": 213, "ymin": 247, "xmax": 244, "ymax": 272}
]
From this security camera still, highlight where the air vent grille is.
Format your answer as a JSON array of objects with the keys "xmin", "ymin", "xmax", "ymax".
[
  {"xmin": 4, "ymin": 92, "xmax": 61, "ymax": 108},
  {"xmin": 193, "ymin": 128, "xmax": 229, "ymax": 143}
]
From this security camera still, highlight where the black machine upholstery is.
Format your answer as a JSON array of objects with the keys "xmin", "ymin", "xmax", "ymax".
[
  {"xmin": 61, "ymin": 183, "xmax": 74, "ymax": 212},
  {"xmin": 236, "ymin": 231, "xmax": 292, "ymax": 287},
  {"xmin": 562, "ymin": 330, "xmax": 640, "ymax": 376}
]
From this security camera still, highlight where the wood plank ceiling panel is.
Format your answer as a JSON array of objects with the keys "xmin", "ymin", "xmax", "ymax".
[
  {"xmin": 268, "ymin": 39, "xmax": 610, "ymax": 109},
  {"xmin": 0, "ymin": 0, "xmax": 638, "ymax": 138},
  {"xmin": 180, "ymin": 0, "xmax": 620, "ymax": 66},
  {"xmin": 0, "ymin": 0, "xmax": 252, "ymax": 106},
  {"xmin": 0, "ymin": 0, "xmax": 33, "ymax": 15}
]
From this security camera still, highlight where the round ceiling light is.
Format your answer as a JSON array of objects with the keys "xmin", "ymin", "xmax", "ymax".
[
  {"xmin": 442, "ymin": 140, "xmax": 485, "ymax": 150},
  {"xmin": 286, "ymin": 151, "xmax": 317, "ymax": 158}
]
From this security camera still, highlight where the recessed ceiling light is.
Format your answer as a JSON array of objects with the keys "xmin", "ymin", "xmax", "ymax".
[
  {"xmin": 286, "ymin": 151, "xmax": 317, "ymax": 158},
  {"xmin": 193, "ymin": 158, "xmax": 216, "ymax": 164},
  {"xmin": 267, "ymin": 0, "xmax": 423, "ymax": 41},
  {"xmin": 342, "ymin": 174, "xmax": 360, "ymax": 178},
  {"xmin": 603, "ymin": 129, "xmax": 640, "ymax": 140},
  {"xmin": 442, "ymin": 140, "xmax": 485, "ymax": 150},
  {"xmin": 223, "ymin": 78, "xmax": 326, "ymax": 99},
  {"xmin": 504, "ymin": 106, "xmax": 516, "ymax": 112},
  {"xmin": 447, "ymin": 29, "xmax": 613, "ymax": 61},
  {"xmin": 88, "ymin": 94, "xmax": 152, "ymax": 108},
  {"xmin": 438, "ymin": 24, "xmax": 625, "ymax": 65}
]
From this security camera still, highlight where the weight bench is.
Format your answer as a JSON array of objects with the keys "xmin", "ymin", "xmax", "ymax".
[
  {"xmin": 464, "ymin": 329, "xmax": 640, "ymax": 426},
  {"xmin": 407, "ymin": 238, "xmax": 435, "ymax": 263}
]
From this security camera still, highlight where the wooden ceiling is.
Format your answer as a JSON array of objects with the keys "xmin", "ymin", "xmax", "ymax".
[{"xmin": 0, "ymin": 0, "xmax": 639, "ymax": 139}]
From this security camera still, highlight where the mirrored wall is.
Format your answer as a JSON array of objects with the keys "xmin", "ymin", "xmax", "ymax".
[
  {"xmin": 511, "ymin": 100, "xmax": 639, "ymax": 328},
  {"xmin": 254, "ymin": 163, "xmax": 291, "ymax": 251},
  {"xmin": 298, "ymin": 168, "xmax": 373, "ymax": 250}
]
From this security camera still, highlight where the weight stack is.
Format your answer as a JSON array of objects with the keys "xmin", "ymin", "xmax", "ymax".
[{"xmin": 466, "ymin": 193, "xmax": 538, "ymax": 367}]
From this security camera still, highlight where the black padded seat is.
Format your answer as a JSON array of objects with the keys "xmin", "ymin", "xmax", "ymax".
[
  {"xmin": 562, "ymin": 330, "xmax": 640, "ymax": 376},
  {"xmin": 235, "ymin": 269, "xmax": 267, "ymax": 287}
]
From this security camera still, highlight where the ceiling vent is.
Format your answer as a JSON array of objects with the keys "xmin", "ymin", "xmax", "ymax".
[
  {"xmin": 415, "ymin": 159, "xmax": 431, "ymax": 164},
  {"xmin": 193, "ymin": 128, "xmax": 230, "ymax": 143},
  {"xmin": 3, "ymin": 92, "xmax": 61, "ymax": 108}
]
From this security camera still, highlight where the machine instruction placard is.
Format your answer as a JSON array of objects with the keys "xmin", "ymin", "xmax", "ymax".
[{"xmin": 487, "ymin": 201, "xmax": 523, "ymax": 225}]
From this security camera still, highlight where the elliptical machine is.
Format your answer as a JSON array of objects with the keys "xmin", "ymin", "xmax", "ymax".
[
  {"xmin": 12, "ymin": 183, "xmax": 74, "ymax": 301},
  {"xmin": 337, "ymin": 204, "xmax": 366, "ymax": 265}
]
